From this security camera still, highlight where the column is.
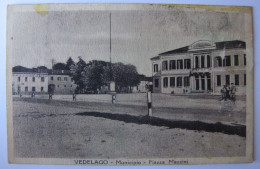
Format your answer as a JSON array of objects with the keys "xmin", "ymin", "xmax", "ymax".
[
  {"xmin": 190, "ymin": 76, "xmax": 194, "ymax": 91},
  {"xmin": 193, "ymin": 55, "xmax": 196, "ymax": 69}
]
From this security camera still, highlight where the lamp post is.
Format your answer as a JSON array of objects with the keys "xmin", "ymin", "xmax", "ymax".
[{"xmin": 109, "ymin": 12, "xmax": 115, "ymax": 93}]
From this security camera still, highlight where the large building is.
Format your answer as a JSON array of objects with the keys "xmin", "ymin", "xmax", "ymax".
[{"xmin": 151, "ymin": 40, "xmax": 246, "ymax": 95}]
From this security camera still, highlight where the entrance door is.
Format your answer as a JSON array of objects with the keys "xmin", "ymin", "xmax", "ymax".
[
  {"xmin": 207, "ymin": 78, "xmax": 211, "ymax": 91},
  {"xmin": 201, "ymin": 78, "xmax": 205, "ymax": 90},
  {"xmin": 48, "ymin": 84, "xmax": 56, "ymax": 94}
]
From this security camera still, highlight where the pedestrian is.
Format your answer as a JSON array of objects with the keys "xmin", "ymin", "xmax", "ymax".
[
  {"xmin": 31, "ymin": 92, "xmax": 35, "ymax": 98},
  {"xmin": 230, "ymin": 83, "xmax": 237, "ymax": 101},
  {"xmin": 221, "ymin": 85, "xmax": 227, "ymax": 101},
  {"xmin": 49, "ymin": 93, "xmax": 52, "ymax": 100},
  {"xmin": 226, "ymin": 84, "xmax": 231, "ymax": 100},
  {"xmin": 73, "ymin": 92, "xmax": 76, "ymax": 101}
]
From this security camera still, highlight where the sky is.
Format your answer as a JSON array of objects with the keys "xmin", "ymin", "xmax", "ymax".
[{"xmin": 9, "ymin": 4, "xmax": 246, "ymax": 76}]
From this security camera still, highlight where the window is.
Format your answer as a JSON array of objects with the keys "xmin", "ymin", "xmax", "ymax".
[
  {"xmin": 64, "ymin": 77, "xmax": 68, "ymax": 81},
  {"xmin": 18, "ymin": 77, "xmax": 21, "ymax": 82},
  {"xmin": 244, "ymin": 74, "xmax": 246, "ymax": 85},
  {"xmin": 154, "ymin": 79, "xmax": 159, "ymax": 88},
  {"xmin": 184, "ymin": 77, "xmax": 190, "ymax": 87},
  {"xmin": 244, "ymin": 54, "xmax": 246, "ymax": 65},
  {"xmin": 32, "ymin": 87, "xmax": 35, "ymax": 92},
  {"xmin": 207, "ymin": 55, "xmax": 211, "ymax": 68},
  {"xmin": 162, "ymin": 61, "xmax": 168, "ymax": 71},
  {"xmin": 201, "ymin": 55, "xmax": 205, "ymax": 68},
  {"xmin": 32, "ymin": 77, "xmax": 35, "ymax": 82},
  {"xmin": 64, "ymin": 85, "xmax": 66, "ymax": 87},
  {"xmin": 57, "ymin": 85, "xmax": 60, "ymax": 87},
  {"xmin": 235, "ymin": 74, "xmax": 239, "ymax": 86},
  {"xmin": 177, "ymin": 60, "xmax": 183, "ymax": 69},
  {"xmin": 201, "ymin": 78, "xmax": 205, "ymax": 90},
  {"xmin": 234, "ymin": 55, "xmax": 239, "ymax": 66},
  {"xmin": 57, "ymin": 77, "xmax": 61, "ymax": 81},
  {"xmin": 51, "ymin": 76, "xmax": 54, "ymax": 80},
  {"xmin": 225, "ymin": 75, "xmax": 230, "ymax": 85},
  {"xmin": 217, "ymin": 75, "xmax": 221, "ymax": 86},
  {"xmin": 177, "ymin": 77, "xmax": 182, "ymax": 87},
  {"xmin": 169, "ymin": 60, "xmax": 176, "ymax": 70},
  {"xmin": 154, "ymin": 64, "xmax": 158, "ymax": 72},
  {"xmin": 25, "ymin": 86, "xmax": 28, "ymax": 92},
  {"xmin": 184, "ymin": 59, "xmax": 191, "ymax": 69},
  {"xmin": 41, "ymin": 77, "xmax": 45, "ymax": 82},
  {"xmin": 216, "ymin": 57, "xmax": 222, "ymax": 67},
  {"xmin": 163, "ymin": 77, "xmax": 168, "ymax": 88},
  {"xmin": 41, "ymin": 87, "xmax": 44, "ymax": 92},
  {"xmin": 223, "ymin": 56, "xmax": 231, "ymax": 66},
  {"xmin": 25, "ymin": 77, "xmax": 28, "ymax": 82},
  {"xmin": 170, "ymin": 77, "xmax": 175, "ymax": 87},
  {"xmin": 195, "ymin": 56, "xmax": 199, "ymax": 68}
]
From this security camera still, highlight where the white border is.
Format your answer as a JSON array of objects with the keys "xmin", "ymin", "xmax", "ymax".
[{"xmin": 1, "ymin": 0, "xmax": 260, "ymax": 169}]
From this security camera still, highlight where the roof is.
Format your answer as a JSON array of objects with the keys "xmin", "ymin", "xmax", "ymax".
[
  {"xmin": 48, "ymin": 69, "xmax": 70, "ymax": 75},
  {"xmin": 215, "ymin": 40, "xmax": 246, "ymax": 50},
  {"xmin": 150, "ymin": 40, "xmax": 246, "ymax": 60},
  {"xmin": 150, "ymin": 56, "xmax": 160, "ymax": 60},
  {"xmin": 159, "ymin": 46, "xmax": 189, "ymax": 56}
]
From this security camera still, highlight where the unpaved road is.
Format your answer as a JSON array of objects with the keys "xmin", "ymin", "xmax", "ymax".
[{"xmin": 13, "ymin": 98, "xmax": 245, "ymax": 158}]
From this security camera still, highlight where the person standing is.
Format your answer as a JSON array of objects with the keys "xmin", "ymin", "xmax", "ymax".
[
  {"xmin": 221, "ymin": 85, "xmax": 227, "ymax": 101},
  {"xmin": 72, "ymin": 92, "xmax": 76, "ymax": 101},
  {"xmin": 230, "ymin": 83, "xmax": 237, "ymax": 101}
]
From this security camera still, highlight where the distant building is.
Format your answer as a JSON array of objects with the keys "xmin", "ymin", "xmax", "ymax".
[
  {"xmin": 151, "ymin": 40, "xmax": 246, "ymax": 95},
  {"xmin": 12, "ymin": 72, "xmax": 48, "ymax": 94},
  {"xmin": 48, "ymin": 70, "xmax": 77, "ymax": 94},
  {"xmin": 132, "ymin": 76, "xmax": 152, "ymax": 93},
  {"xmin": 12, "ymin": 69, "xmax": 76, "ymax": 95}
]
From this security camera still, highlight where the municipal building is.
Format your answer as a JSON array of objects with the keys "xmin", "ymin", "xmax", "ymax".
[{"xmin": 151, "ymin": 40, "xmax": 246, "ymax": 95}]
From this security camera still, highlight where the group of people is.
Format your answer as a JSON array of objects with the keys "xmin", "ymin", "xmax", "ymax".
[{"xmin": 220, "ymin": 83, "xmax": 237, "ymax": 101}]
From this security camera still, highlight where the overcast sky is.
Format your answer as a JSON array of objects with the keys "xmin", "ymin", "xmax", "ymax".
[{"xmin": 10, "ymin": 5, "xmax": 246, "ymax": 76}]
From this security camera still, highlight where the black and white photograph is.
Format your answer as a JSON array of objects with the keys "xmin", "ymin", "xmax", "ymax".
[{"xmin": 6, "ymin": 3, "xmax": 254, "ymax": 165}]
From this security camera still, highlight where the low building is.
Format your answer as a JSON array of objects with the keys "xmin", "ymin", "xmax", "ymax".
[
  {"xmin": 12, "ymin": 69, "xmax": 77, "ymax": 95},
  {"xmin": 48, "ymin": 70, "xmax": 77, "ymax": 94},
  {"xmin": 151, "ymin": 40, "xmax": 246, "ymax": 95},
  {"xmin": 12, "ymin": 72, "xmax": 48, "ymax": 94}
]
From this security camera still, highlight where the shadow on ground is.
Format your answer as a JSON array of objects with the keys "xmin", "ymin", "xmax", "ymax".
[{"xmin": 76, "ymin": 111, "xmax": 246, "ymax": 137}]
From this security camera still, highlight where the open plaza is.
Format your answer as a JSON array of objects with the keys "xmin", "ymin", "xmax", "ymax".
[{"xmin": 12, "ymin": 93, "xmax": 246, "ymax": 158}]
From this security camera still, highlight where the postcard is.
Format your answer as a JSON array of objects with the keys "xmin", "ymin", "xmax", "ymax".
[{"xmin": 6, "ymin": 3, "xmax": 254, "ymax": 165}]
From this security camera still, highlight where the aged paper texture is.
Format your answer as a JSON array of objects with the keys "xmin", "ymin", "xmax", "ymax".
[{"xmin": 6, "ymin": 3, "xmax": 254, "ymax": 165}]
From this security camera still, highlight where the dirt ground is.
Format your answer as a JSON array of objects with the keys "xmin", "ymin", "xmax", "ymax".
[{"xmin": 12, "ymin": 95, "xmax": 246, "ymax": 159}]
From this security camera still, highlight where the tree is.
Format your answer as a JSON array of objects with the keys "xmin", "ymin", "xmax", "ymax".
[
  {"xmin": 70, "ymin": 56, "xmax": 87, "ymax": 93},
  {"xmin": 65, "ymin": 57, "xmax": 75, "ymax": 70},
  {"xmin": 112, "ymin": 62, "xmax": 140, "ymax": 92},
  {"xmin": 53, "ymin": 63, "xmax": 66, "ymax": 70},
  {"xmin": 81, "ymin": 62, "xmax": 105, "ymax": 91}
]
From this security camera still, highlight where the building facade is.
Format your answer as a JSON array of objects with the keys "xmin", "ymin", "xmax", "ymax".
[
  {"xmin": 151, "ymin": 40, "xmax": 246, "ymax": 95},
  {"xmin": 12, "ymin": 70, "xmax": 77, "ymax": 95},
  {"xmin": 12, "ymin": 72, "xmax": 48, "ymax": 94},
  {"xmin": 48, "ymin": 72, "xmax": 77, "ymax": 94}
]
